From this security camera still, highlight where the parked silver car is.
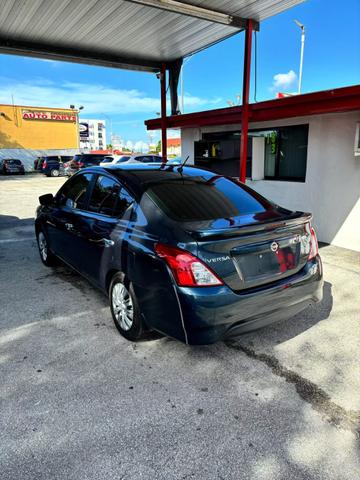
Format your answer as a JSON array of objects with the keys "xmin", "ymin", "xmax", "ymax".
[{"xmin": 100, "ymin": 154, "xmax": 162, "ymax": 166}]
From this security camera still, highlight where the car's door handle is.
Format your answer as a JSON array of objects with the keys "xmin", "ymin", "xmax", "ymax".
[
  {"xmin": 89, "ymin": 237, "xmax": 114, "ymax": 247},
  {"xmin": 102, "ymin": 238, "xmax": 115, "ymax": 247}
]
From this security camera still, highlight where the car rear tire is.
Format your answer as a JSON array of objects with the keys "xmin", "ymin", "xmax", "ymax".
[
  {"xmin": 51, "ymin": 169, "xmax": 60, "ymax": 177},
  {"xmin": 37, "ymin": 230, "xmax": 57, "ymax": 266},
  {"xmin": 109, "ymin": 273, "xmax": 145, "ymax": 341}
]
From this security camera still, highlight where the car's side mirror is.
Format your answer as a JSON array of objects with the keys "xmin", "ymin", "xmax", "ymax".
[{"xmin": 39, "ymin": 193, "xmax": 55, "ymax": 206}]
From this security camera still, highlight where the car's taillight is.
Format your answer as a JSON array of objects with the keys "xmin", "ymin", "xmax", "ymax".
[
  {"xmin": 155, "ymin": 243, "xmax": 223, "ymax": 287},
  {"xmin": 42, "ymin": 161, "xmax": 47, "ymax": 169},
  {"xmin": 308, "ymin": 226, "xmax": 319, "ymax": 260}
]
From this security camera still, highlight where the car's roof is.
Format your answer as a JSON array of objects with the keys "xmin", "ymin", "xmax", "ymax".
[
  {"xmin": 81, "ymin": 164, "xmax": 222, "ymax": 200},
  {"xmin": 76, "ymin": 153, "xmax": 108, "ymax": 157}
]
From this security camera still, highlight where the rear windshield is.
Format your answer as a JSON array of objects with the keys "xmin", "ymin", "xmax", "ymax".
[
  {"xmin": 45, "ymin": 156, "xmax": 60, "ymax": 162},
  {"xmin": 5, "ymin": 159, "xmax": 22, "ymax": 165},
  {"xmin": 116, "ymin": 156, "xmax": 131, "ymax": 163},
  {"xmin": 74, "ymin": 155, "xmax": 105, "ymax": 165},
  {"xmin": 146, "ymin": 177, "xmax": 269, "ymax": 221}
]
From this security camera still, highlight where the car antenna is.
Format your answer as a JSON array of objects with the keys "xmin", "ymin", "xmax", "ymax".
[{"xmin": 178, "ymin": 155, "xmax": 190, "ymax": 173}]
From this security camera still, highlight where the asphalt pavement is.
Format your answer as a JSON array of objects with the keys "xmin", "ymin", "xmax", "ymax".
[{"xmin": 0, "ymin": 174, "xmax": 359, "ymax": 480}]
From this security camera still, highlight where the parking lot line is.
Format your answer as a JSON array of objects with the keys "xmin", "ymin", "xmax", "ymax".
[{"xmin": 0, "ymin": 237, "xmax": 35, "ymax": 244}]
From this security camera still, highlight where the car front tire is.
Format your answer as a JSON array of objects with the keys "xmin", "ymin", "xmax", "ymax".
[
  {"xmin": 109, "ymin": 273, "xmax": 145, "ymax": 341},
  {"xmin": 37, "ymin": 230, "xmax": 57, "ymax": 266}
]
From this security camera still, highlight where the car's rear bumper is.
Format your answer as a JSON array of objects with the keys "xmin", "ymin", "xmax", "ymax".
[{"xmin": 176, "ymin": 255, "xmax": 323, "ymax": 345}]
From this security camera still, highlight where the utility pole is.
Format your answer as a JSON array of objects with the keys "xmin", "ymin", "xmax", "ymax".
[{"xmin": 295, "ymin": 20, "xmax": 305, "ymax": 94}]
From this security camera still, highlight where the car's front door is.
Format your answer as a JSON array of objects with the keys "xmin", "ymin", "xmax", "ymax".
[
  {"xmin": 73, "ymin": 174, "xmax": 134, "ymax": 287},
  {"xmin": 46, "ymin": 173, "xmax": 93, "ymax": 268}
]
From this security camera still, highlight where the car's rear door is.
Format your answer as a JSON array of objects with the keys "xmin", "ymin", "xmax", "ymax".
[{"xmin": 72, "ymin": 174, "xmax": 134, "ymax": 287}]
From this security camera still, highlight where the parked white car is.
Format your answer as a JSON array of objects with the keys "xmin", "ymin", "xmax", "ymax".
[{"xmin": 100, "ymin": 154, "xmax": 162, "ymax": 166}]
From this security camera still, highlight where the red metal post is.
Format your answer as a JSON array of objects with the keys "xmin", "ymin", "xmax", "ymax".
[
  {"xmin": 160, "ymin": 63, "xmax": 167, "ymax": 163},
  {"xmin": 240, "ymin": 19, "xmax": 253, "ymax": 182}
]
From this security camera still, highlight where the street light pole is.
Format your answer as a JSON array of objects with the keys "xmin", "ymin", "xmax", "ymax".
[
  {"xmin": 70, "ymin": 105, "xmax": 84, "ymax": 151},
  {"xmin": 295, "ymin": 20, "xmax": 305, "ymax": 94},
  {"xmin": 180, "ymin": 55, "xmax": 193, "ymax": 113}
]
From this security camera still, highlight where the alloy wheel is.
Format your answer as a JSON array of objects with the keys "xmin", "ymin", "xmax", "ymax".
[
  {"xmin": 38, "ymin": 232, "xmax": 48, "ymax": 261},
  {"xmin": 112, "ymin": 283, "xmax": 134, "ymax": 331}
]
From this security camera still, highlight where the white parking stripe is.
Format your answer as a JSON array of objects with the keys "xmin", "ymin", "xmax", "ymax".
[{"xmin": 0, "ymin": 237, "xmax": 35, "ymax": 244}]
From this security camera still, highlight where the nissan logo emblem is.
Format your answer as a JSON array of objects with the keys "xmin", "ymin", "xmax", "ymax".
[{"xmin": 270, "ymin": 241, "xmax": 279, "ymax": 252}]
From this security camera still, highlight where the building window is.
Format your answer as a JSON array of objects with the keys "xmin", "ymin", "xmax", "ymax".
[
  {"xmin": 98, "ymin": 133, "xmax": 103, "ymax": 138},
  {"xmin": 261, "ymin": 125, "xmax": 308, "ymax": 182},
  {"xmin": 195, "ymin": 125, "xmax": 308, "ymax": 181}
]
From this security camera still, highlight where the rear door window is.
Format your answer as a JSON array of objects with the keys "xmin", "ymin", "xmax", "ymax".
[
  {"xmin": 88, "ymin": 175, "xmax": 133, "ymax": 217},
  {"xmin": 146, "ymin": 177, "xmax": 270, "ymax": 221}
]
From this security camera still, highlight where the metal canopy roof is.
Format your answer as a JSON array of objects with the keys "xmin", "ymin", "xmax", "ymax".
[
  {"xmin": 0, "ymin": 0, "xmax": 304, "ymax": 72},
  {"xmin": 145, "ymin": 85, "xmax": 360, "ymax": 129}
]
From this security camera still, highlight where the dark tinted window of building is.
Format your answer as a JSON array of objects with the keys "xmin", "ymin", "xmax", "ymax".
[{"xmin": 263, "ymin": 125, "xmax": 308, "ymax": 182}]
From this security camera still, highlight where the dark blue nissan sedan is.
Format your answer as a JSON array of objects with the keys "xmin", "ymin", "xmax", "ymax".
[{"xmin": 35, "ymin": 164, "xmax": 323, "ymax": 344}]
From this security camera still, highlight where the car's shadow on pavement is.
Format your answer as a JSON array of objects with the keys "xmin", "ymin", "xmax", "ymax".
[{"xmin": 0, "ymin": 214, "xmax": 35, "ymax": 230}]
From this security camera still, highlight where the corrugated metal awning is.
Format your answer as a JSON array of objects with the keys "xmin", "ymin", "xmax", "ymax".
[{"xmin": 0, "ymin": 0, "xmax": 304, "ymax": 72}]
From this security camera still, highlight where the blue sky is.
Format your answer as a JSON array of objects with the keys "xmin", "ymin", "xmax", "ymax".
[{"xmin": 0, "ymin": 0, "xmax": 359, "ymax": 146}]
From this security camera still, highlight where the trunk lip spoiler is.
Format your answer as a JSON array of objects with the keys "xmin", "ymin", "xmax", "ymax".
[{"xmin": 184, "ymin": 212, "xmax": 313, "ymax": 240}]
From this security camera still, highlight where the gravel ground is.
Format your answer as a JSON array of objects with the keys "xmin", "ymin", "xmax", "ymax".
[{"xmin": 0, "ymin": 174, "xmax": 359, "ymax": 480}]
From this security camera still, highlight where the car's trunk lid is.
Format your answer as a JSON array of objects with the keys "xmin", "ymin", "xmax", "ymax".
[{"xmin": 183, "ymin": 212, "xmax": 313, "ymax": 291}]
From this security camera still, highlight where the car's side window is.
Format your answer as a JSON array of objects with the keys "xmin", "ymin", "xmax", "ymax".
[
  {"xmin": 58, "ymin": 173, "xmax": 93, "ymax": 210},
  {"xmin": 88, "ymin": 175, "xmax": 133, "ymax": 217}
]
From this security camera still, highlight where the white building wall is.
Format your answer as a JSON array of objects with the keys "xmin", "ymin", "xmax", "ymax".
[
  {"xmin": 80, "ymin": 119, "xmax": 106, "ymax": 150},
  {"xmin": 181, "ymin": 111, "xmax": 360, "ymax": 251}
]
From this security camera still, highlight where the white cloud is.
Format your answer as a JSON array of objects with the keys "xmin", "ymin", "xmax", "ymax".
[
  {"xmin": 271, "ymin": 70, "xmax": 297, "ymax": 91},
  {"xmin": 133, "ymin": 140, "xmax": 149, "ymax": 152},
  {"xmin": 0, "ymin": 77, "xmax": 221, "ymax": 115}
]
